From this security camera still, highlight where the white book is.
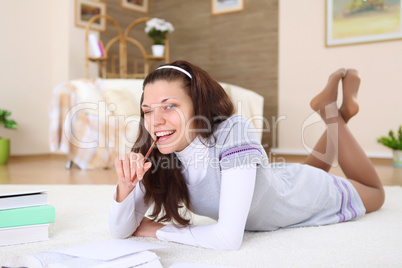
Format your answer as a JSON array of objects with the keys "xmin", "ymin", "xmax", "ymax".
[
  {"xmin": 88, "ymin": 33, "xmax": 102, "ymax": 58},
  {"xmin": 0, "ymin": 224, "xmax": 49, "ymax": 246},
  {"xmin": 0, "ymin": 190, "xmax": 48, "ymax": 210}
]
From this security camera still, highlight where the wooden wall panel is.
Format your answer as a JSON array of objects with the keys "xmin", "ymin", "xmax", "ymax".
[{"xmin": 101, "ymin": 0, "xmax": 278, "ymax": 149}]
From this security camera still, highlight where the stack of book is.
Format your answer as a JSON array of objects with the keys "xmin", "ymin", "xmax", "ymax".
[
  {"xmin": 0, "ymin": 190, "xmax": 55, "ymax": 246},
  {"xmin": 88, "ymin": 33, "xmax": 106, "ymax": 58}
]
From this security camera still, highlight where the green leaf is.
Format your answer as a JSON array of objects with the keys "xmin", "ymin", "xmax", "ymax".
[
  {"xmin": 0, "ymin": 110, "xmax": 11, "ymax": 117},
  {"xmin": 389, "ymin": 130, "xmax": 395, "ymax": 140},
  {"xmin": 377, "ymin": 137, "xmax": 393, "ymax": 149},
  {"xmin": 147, "ymin": 29, "xmax": 166, "ymax": 45},
  {"xmin": 4, "ymin": 120, "xmax": 17, "ymax": 129},
  {"xmin": 0, "ymin": 109, "xmax": 18, "ymax": 130},
  {"xmin": 377, "ymin": 126, "xmax": 402, "ymax": 149}
]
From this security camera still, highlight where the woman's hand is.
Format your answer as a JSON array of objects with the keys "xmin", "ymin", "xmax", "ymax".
[
  {"xmin": 133, "ymin": 217, "xmax": 165, "ymax": 238},
  {"xmin": 114, "ymin": 152, "xmax": 152, "ymax": 202}
]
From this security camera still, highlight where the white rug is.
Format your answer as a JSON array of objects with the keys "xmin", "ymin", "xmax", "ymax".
[{"xmin": 1, "ymin": 185, "xmax": 402, "ymax": 267}]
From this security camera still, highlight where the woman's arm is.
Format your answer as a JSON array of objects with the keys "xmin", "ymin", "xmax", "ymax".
[
  {"xmin": 155, "ymin": 164, "xmax": 257, "ymax": 250},
  {"xmin": 109, "ymin": 183, "xmax": 150, "ymax": 239}
]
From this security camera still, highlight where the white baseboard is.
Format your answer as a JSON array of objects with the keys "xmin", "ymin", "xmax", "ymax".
[{"xmin": 270, "ymin": 148, "xmax": 393, "ymax": 159}]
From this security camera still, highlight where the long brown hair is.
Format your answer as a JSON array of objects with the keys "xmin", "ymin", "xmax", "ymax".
[{"xmin": 132, "ymin": 60, "xmax": 234, "ymax": 226}]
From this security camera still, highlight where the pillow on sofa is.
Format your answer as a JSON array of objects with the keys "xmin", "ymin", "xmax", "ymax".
[
  {"xmin": 71, "ymin": 79, "xmax": 111, "ymax": 115},
  {"xmin": 220, "ymin": 82, "xmax": 264, "ymax": 142},
  {"xmin": 101, "ymin": 79, "xmax": 144, "ymax": 106},
  {"xmin": 102, "ymin": 88, "xmax": 139, "ymax": 117}
]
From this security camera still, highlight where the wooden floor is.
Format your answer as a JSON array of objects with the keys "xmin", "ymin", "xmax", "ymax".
[
  {"xmin": 0, "ymin": 155, "xmax": 117, "ymax": 185},
  {"xmin": 1, "ymin": 154, "xmax": 401, "ymax": 186}
]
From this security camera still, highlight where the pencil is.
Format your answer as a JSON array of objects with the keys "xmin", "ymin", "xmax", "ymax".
[
  {"xmin": 129, "ymin": 137, "xmax": 159, "ymax": 185},
  {"xmin": 144, "ymin": 136, "xmax": 159, "ymax": 162}
]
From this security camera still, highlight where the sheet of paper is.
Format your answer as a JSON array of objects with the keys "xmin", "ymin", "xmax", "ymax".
[{"xmin": 50, "ymin": 239, "xmax": 164, "ymax": 261}]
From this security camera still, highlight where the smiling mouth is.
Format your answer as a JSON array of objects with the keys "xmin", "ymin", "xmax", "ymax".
[{"xmin": 155, "ymin": 130, "xmax": 176, "ymax": 138}]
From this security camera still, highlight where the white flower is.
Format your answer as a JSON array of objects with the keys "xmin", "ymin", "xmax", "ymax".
[{"xmin": 145, "ymin": 18, "xmax": 174, "ymax": 34}]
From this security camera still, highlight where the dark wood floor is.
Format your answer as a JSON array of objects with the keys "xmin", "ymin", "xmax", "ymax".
[{"xmin": 0, "ymin": 154, "xmax": 401, "ymax": 186}]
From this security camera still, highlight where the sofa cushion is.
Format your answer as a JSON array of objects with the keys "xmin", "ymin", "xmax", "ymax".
[
  {"xmin": 220, "ymin": 83, "xmax": 264, "ymax": 141},
  {"xmin": 100, "ymin": 79, "xmax": 144, "ymax": 106},
  {"xmin": 71, "ymin": 79, "xmax": 111, "ymax": 115},
  {"xmin": 102, "ymin": 88, "xmax": 139, "ymax": 118}
]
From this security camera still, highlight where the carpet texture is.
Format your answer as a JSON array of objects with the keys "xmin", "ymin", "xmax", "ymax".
[{"xmin": 1, "ymin": 185, "xmax": 401, "ymax": 267}]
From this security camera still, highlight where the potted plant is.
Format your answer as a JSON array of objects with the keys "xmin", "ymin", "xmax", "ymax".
[
  {"xmin": 377, "ymin": 126, "xmax": 402, "ymax": 167},
  {"xmin": 144, "ymin": 18, "xmax": 174, "ymax": 57},
  {"xmin": 0, "ymin": 109, "xmax": 18, "ymax": 165}
]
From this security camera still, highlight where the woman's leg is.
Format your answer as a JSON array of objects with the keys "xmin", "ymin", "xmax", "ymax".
[
  {"xmin": 304, "ymin": 69, "xmax": 361, "ymax": 171},
  {"xmin": 310, "ymin": 81, "xmax": 384, "ymax": 213},
  {"xmin": 340, "ymin": 69, "xmax": 360, "ymax": 122},
  {"xmin": 304, "ymin": 69, "xmax": 345, "ymax": 171},
  {"xmin": 303, "ymin": 130, "xmax": 335, "ymax": 172}
]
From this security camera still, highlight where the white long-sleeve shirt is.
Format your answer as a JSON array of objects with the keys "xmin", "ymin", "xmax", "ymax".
[
  {"xmin": 109, "ymin": 135, "xmax": 258, "ymax": 250},
  {"xmin": 156, "ymin": 164, "xmax": 256, "ymax": 250}
]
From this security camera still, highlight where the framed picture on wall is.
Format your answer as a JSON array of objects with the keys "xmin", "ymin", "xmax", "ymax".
[
  {"xmin": 121, "ymin": 0, "xmax": 148, "ymax": 13},
  {"xmin": 75, "ymin": 0, "xmax": 107, "ymax": 31},
  {"xmin": 326, "ymin": 0, "xmax": 402, "ymax": 46},
  {"xmin": 211, "ymin": 0, "xmax": 245, "ymax": 15}
]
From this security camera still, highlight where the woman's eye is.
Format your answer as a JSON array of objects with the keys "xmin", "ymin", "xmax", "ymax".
[
  {"xmin": 165, "ymin": 104, "xmax": 175, "ymax": 110},
  {"xmin": 143, "ymin": 110, "xmax": 151, "ymax": 114}
]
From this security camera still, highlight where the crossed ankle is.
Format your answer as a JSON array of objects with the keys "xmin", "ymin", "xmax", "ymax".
[{"xmin": 315, "ymin": 102, "xmax": 338, "ymax": 119}]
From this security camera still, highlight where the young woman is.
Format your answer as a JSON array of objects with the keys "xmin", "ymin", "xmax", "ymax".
[{"xmin": 109, "ymin": 61, "xmax": 385, "ymax": 250}]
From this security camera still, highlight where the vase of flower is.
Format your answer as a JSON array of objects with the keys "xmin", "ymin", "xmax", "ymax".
[
  {"xmin": 145, "ymin": 18, "xmax": 174, "ymax": 57},
  {"xmin": 151, "ymin": 44, "xmax": 165, "ymax": 57},
  {"xmin": 393, "ymin": 150, "xmax": 402, "ymax": 167},
  {"xmin": 377, "ymin": 126, "xmax": 402, "ymax": 167},
  {"xmin": 0, "ymin": 138, "xmax": 10, "ymax": 165},
  {"xmin": 0, "ymin": 109, "xmax": 18, "ymax": 165}
]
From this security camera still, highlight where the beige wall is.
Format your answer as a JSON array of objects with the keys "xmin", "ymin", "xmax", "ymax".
[
  {"xmin": 0, "ymin": 0, "xmax": 96, "ymax": 155},
  {"xmin": 278, "ymin": 0, "xmax": 402, "ymax": 157},
  {"xmin": 0, "ymin": 1, "xmax": 54, "ymax": 155}
]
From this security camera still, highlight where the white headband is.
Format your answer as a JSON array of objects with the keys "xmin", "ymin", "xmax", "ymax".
[{"xmin": 156, "ymin": 65, "xmax": 192, "ymax": 79}]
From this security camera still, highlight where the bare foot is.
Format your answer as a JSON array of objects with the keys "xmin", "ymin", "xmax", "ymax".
[
  {"xmin": 340, "ymin": 69, "xmax": 360, "ymax": 123},
  {"xmin": 310, "ymin": 68, "xmax": 346, "ymax": 112}
]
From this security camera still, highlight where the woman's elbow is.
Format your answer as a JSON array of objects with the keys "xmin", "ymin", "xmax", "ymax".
[
  {"xmin": 109, "ymin": 226, "xmax": 132, "ymax": 239},
  {"xmin": 218, "ymin": 241, "xmax": 242, "ymax": 251},
  {"xmin": 216, "ymin": 235, "xmax": 243, "ymax": 251},
  {"xmin": 109, "ymin": 221, "xmax": 135, "ymax": 239}
]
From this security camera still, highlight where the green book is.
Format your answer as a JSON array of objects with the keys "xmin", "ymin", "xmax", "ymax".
[{"xmin": 0, "ymin": 205, "xmax": 55, "ymax": 228}]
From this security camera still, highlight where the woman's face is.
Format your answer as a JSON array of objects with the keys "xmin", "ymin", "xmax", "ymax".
[{"xmin": 142, "ymin": 79, "xmax": 196, "ymax": 154}]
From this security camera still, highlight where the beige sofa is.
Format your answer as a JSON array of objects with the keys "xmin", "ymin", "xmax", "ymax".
[{"xmin": 49, "ymin": 79, "xmax": 264, "ymax": 170}]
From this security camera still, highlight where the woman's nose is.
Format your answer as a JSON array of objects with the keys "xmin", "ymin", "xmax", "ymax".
[{"xmin": 152, "ymin": 107, "xmax": 165, "ymax": 126}]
